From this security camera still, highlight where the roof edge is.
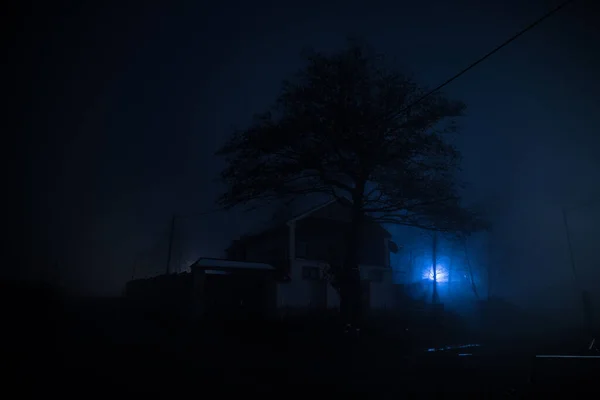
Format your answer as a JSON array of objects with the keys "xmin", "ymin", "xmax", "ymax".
[{"xmin": 286, "ymin": 198, "xmax": 338, "ymax": 225}]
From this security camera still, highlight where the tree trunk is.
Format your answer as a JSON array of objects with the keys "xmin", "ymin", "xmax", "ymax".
[
  {"xmin": 464, "ymin": 238, "xmax": 479, "ymax": 300},
  {"xmin": 340, "ymin": 192, "xmax": 365, "ymax": 327},
  {"xmin": 447, "ymin": 246, "xmax": 454, "ymax": 297},
  {"xmin": 431, "ymin": 231, "xmax": 440, "ymax": 304},
  {"xmin": 486, "ymin": 237, "xmax": 493, "ymax": 301}
]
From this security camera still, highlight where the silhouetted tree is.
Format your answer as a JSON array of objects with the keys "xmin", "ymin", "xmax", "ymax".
[{"xmin": 216, "ymin": 40, "xmax": 488, "ymax": 323}]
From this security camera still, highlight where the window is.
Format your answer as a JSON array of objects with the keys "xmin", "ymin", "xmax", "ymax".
[
  {"xmin": 302, "ymin": 266, "xmax": 320, "ymax": 281},
  {"xmin": 368, "ymin": 269, "xmax": 384, "ymax": 283}
]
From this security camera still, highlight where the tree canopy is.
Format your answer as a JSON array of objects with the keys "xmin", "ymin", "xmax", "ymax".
[{"xmin": 217, "ymin": 41, "xmax": 488, "ymax": 236}]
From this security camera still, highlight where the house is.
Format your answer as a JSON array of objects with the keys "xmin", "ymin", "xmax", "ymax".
[
  {"xmin": 125, "ymin": 258, "xmax": 278, "ymax": 319},
  {"xmin": 189, "ymin": 258, "xmax": 277, "ymax": 319},
  {"xmin": 225, "ymin": 199, "xmax": 398, "ymax": 311}
]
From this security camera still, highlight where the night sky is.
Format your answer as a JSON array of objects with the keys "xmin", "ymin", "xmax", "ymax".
[{"xmin": 16, "ymin": 0, "xmax": 599, "ymax": 314}]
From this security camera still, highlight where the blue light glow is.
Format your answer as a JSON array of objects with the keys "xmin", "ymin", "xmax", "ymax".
[{"xmin": 422, "ymin": 264, "xmax": 448, "ymax": 283}]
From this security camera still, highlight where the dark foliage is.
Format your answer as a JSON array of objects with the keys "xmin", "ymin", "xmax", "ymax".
[
  {"xmin": 216, "ymin": 40, "xmax": 490, "ymax": 318},
  {"xmin": 217, "ymin": 40, "xmax": 487, "ymax": 234}
]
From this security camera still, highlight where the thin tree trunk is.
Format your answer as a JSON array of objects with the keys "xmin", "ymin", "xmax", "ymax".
[
  {"xmin": 486, "ymin": 237, "xmax": 493, "ymax": 301},
  {"xmin": 340, "ymin": 187, "xmax": 366, "ymax": 328},
  {"xmin": 409, "ymin": 250, "xmax": 414, "ymax": 284},
  {"xmin": 431, "ymin": 231, "xmax": 439, "ymax": 304},
  {"xmin": 463, "ymin": 238, "xmax": 479, "ymax": 300},
  {"xmin": 447, "ymin": 246, "xmax": 454, "ymax": 297}
]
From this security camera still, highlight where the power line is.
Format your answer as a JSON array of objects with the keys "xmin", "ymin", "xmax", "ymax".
[{"xmin": 402, "ymin": 0, "xmax": 577, "ymax": 112}]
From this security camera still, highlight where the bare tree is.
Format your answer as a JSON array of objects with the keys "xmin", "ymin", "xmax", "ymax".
[{"xmin": 216, "ymin": 40, "xmax": 489, "ymax": 323}]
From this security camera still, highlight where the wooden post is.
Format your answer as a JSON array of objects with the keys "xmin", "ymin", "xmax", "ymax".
[{"xmin": 562, "ymin": 207, "xmax": 578, "ymax": 282}]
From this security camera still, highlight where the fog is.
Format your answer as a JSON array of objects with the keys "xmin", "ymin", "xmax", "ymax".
[{"xmin": 16, "ymin": 0, "xmax": 599, "ymax": 327}]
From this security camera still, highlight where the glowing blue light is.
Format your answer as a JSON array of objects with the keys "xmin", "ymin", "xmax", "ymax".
[{"xmin": 422, "ymin": 264, "xmax": 448, "ymax": 283}]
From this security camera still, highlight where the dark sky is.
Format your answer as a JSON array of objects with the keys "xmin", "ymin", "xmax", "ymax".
[{"xmin": 17, "ymin": 0, "xmax": 599, "ymax": 306}]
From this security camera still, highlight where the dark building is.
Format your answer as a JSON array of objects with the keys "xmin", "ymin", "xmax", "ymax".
[
  {"xmin": 125, "ymin": 259, "xmax": 277, "ymax": 319},
  {"xmin": 225, "ymin": 199, "xmax": 397, "ymax": 310}
]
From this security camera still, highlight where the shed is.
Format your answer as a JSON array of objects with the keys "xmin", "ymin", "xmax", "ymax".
[{"xmin": 190, "ymin": 258, "xmax": 277, "ymax": 319}]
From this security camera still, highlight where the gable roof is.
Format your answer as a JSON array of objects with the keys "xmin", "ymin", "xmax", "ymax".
[
  {"xmin": 192, "ymin": 258, "xmax": 275, "ymax": 271},
  {"xmin": 288, "ymin": 198, "xmax": 391, "ymax": 237},
  {"xmin": 286, "ymin": 199, "xmax": 338, "ymax": 224},
  {"xmin": 229, "ymin": 198, "xmax": 392, "ymax": 245}
]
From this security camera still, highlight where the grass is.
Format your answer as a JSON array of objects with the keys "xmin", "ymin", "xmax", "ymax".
[{"xmin": 3, "ymin": 280, "xmax": 598, "ymax": 396}]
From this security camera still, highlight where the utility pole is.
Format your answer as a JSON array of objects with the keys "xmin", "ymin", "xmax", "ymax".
[
  {"xmin": 487, "ymin": 236, "xmax": 493, "ymax": 301},
  {"xmin": 561, "ymin": 207, "xmax": 578, "ymax": 283},
  {"xmin": 562, "ymin": 197, "xmax": 600, "ymax": 282},
  {"xmin": 561, "ymin": 198, "xmax": 600, "ymax": 352},
  {"xmin": 464, "ymin": 238, "xmax": 479, "ymax": 300},
  {"xmin": 166, "ymin": 214, "xmax": 177, "ymax": 275}
]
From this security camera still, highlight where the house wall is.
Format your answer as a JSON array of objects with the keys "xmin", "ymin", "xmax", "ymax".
[
  {"xmin": 276, "ymin": 281, "xmax": 317, "ymax": 308},
  {"xmin": 277, "ymin": 259, "xmax": 331, "ymax": 309},
  {"xmin": 327, "ymin": 284, "xmax": 341, "ymax": 309},
  {"xmin": 191, "ymin": 268, "xmax": 277, "ymax": 318},
  {"xmin": 227, "ymin": 201, "xmax": 394, "ymax": 312},
  {"xmin": 359, "ymin": 265, "xmax": 393, "ymax": 284},
  {"xmin": 360, "ymin": 265, "xmax": 394, "ymax": 309},
  {"xmin": 308, "ymin": 200, "xmax": 352, "ymax": 221},
  {"xmin": 306, "ymin": 202, "xmax": 390, "ymax": 263},
  {"xmin": 275, "ymin": 261, "xmax": 394, "ymax": 311},
  {"xmin": 243, "ymin": 228, "xmax": 288, "ymax": 263},
  {"xmin": 227, "ymin": 227, "xmax": 290, "ymax": 279},
  {"xmin": 277, "ymin": 280, "xmax": 394, "ymax": 311},
  {"xmin": 367, "ymin": 282, "xmax": 395, "ymax": 309},
  {"xmin": 295, "ymin": 217, "xmax": 388, "ymax": 266}
]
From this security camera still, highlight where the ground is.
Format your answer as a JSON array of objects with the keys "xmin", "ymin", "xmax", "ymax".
[{"xmin": 4, "ymin": 282, "xmax": 598, "ymax": 397}]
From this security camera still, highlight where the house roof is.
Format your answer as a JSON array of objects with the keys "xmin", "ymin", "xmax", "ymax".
[
  {"xmin": 286, "ymin": 199, "xmax": 338, "ymax": 224},
  {"xmin": 232, "ymin": 196, "xmax": 338, "ymax": 241},
  {"xmin": 191, "ymin": 258, "xmax": 275, "ymax": 271},
  {"xmin": 228, "ymin": 197, "xmax": 393, "ymax": 247}
]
